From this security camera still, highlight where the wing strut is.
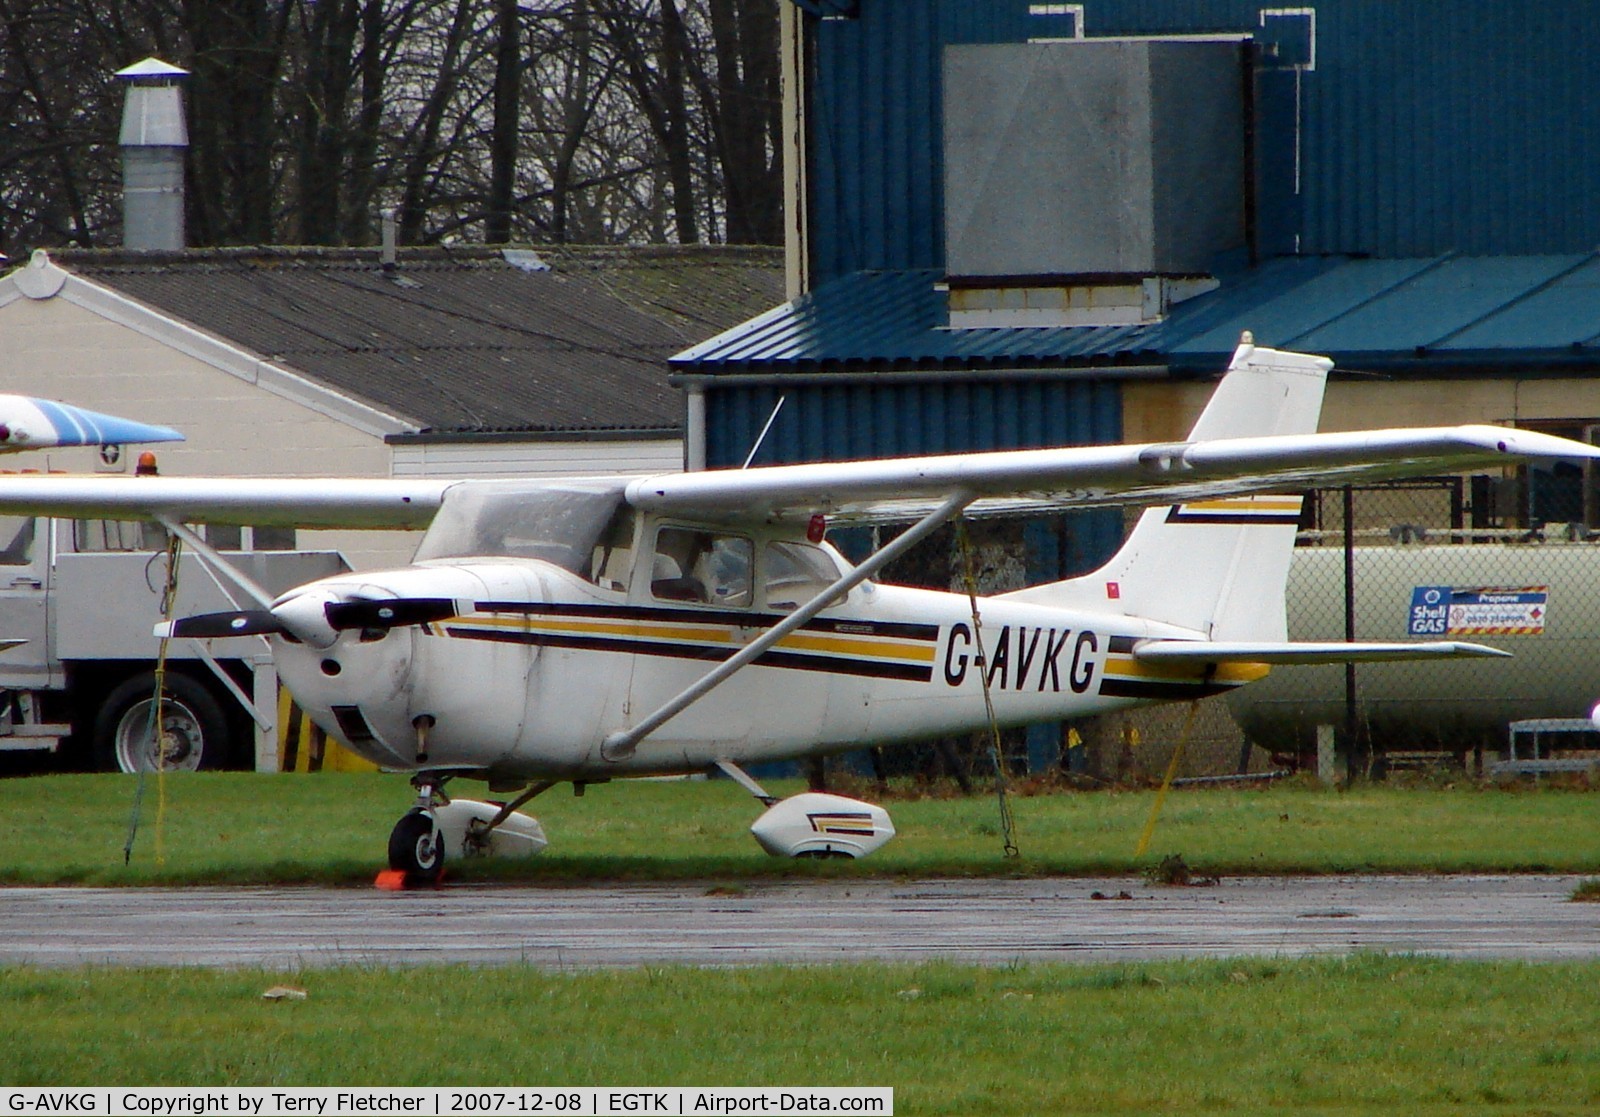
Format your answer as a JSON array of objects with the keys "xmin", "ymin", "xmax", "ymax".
[
  {"xmin": 155, "ymin": 515, "xmax": 276, "ymax": 610},
  {"xmin": 600, "ymin": 489, "xmax": 975, "ymax": 761}
]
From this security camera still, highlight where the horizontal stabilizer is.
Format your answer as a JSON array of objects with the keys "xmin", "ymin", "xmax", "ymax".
[{"xmin": 1132, "ymin": 639, "xmax": 1511, "ymax": 664}]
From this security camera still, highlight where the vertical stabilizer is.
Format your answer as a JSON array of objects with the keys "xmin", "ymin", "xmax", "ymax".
[{"xmin": 1003, "ymin": 336, "xmax": 1332, "ymax": 640}]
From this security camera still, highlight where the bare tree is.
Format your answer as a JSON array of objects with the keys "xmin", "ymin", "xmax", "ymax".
[{"xmin": 0, "ymin": 0, "xmax": 783, "ymax": 253}]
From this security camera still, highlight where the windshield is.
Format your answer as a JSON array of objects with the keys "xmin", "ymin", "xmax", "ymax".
[{"xmin": 413, "ymin": 480, "xmax": 629, "ymax": 577}]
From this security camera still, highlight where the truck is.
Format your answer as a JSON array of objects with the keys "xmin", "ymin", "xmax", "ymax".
[{"xmin": 0, "ymin": 509, "xmax": 348, "ymax": 772}]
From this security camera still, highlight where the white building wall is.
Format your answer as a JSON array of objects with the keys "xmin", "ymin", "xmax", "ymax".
[
  {"xmin": 0, "ymin": 256, "xmax": 687, "ymax": 574},
  {"xmin": 0, "ymin": 275, "xmax": 416, "ymax": 571},
  {"xmin": 390, "ymin": 438, "xmax": 683, "ymax": 479}
]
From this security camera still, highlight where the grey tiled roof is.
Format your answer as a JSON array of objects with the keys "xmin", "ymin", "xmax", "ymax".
[{"xmin": 53, "ymin": 245, "xmax": 784, "ymax": 435}]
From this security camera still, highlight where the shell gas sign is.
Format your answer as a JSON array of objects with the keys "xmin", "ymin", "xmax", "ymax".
[{"xmin": 1408, "ymin": 585, "xmax": 1549, "ymax": 637}]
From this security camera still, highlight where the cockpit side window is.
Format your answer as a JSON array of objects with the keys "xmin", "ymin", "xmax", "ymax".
[
  {"xmin": 651, "ymin": 527, "xmax": 752, "ymax": 607},
  {"xmin": 762, "ymin": 541, "xmax": 842, "ymax": 611}
]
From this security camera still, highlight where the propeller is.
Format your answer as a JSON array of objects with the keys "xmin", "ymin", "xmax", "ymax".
[
  {"xmin": 155, "ymin": 596, "xmax": 470, "ymax": 646},
  {"xmin": 155, "ymin": 610, "xmax": 284, "ymax": 640},
  {"xmin": 324, "ymin": 598, "xmax": 466, "ymax": 631}
]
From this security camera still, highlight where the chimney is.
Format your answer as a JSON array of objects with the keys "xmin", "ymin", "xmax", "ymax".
[
  {"xmin": 115, "ymin": 57, "xmax": 189, "ymax": 251},
  {"xmin": 381, "ymin": 209, "xmax": 397, "ymax": 270}
]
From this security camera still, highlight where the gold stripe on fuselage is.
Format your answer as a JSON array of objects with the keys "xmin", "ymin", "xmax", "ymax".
[
  {"xmin": 1103, "ymin": 653, "xmax": 1270, "ymax": 685},
  {"xmin": 445, "ymin": 609, "xmax": 937, "ymax": 665},
  {"xmin": 1178, "ymin": 496, "xmax": 1304, "ymax": 513}
]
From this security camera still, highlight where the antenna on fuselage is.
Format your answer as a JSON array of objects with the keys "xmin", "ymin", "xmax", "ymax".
[{"xmin": 741, "ymin": 395, "xmax": 787, "ymax": 469}]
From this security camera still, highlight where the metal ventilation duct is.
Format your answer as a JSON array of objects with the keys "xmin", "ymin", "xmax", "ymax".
[
  {"xmin": 944, "ymin": 39, "xmax": 1247, "ymax": 282},
  {"xmin": 115, "ymin": 57, "xmax": 189, "ymax": 251}
]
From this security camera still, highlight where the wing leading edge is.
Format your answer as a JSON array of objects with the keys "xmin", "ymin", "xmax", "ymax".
[
  {"xmin": 624, "ymin": 424, "xmax": 1600, "ymax": 525},
  {"xmin": 0, "ymin": 475, "xmax": 455, "ymax": 530},
  {"xmin": 0, "ymin": 426, "xmax": 1589, "ymax": 533}
]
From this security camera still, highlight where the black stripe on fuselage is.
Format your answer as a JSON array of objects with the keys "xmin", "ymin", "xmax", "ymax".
[
  {"xmin": 441, "ymin": 625, "xmax": 934, "ymax": 682},
  {"xmin": 1098, "ymin": 677, "xmax": 1238, "ymax": 700},
  {"xmin": 474, "ymin": 600, "xmax": 940, "ymax": 643}
]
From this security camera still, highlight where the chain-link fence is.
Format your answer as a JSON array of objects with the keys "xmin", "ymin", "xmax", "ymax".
[
  {"xmin": 1225, "ymin": 478, "xmax": 1600, "ymax": 777},
  {"xmin": 826, "ymin": 478, "xmax": 1600, "ymax": 785}
]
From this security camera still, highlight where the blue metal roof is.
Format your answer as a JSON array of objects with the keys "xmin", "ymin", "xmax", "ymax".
[{"xmin": 675, "ymin": 254, "xmax": 1600, "ymax": 374}]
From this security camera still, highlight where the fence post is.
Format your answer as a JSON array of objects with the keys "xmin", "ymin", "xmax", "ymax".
[
  {"xmin": 1316, "ymin": 724, "xmax": 1339, "ymax": 785},
  {"xmin": 1342, "ymin": 485, "xmax": 1375, "ymax": 780}
]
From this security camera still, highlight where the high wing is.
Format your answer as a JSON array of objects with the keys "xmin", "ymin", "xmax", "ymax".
[
  {"xmin": 624, "ymin": 425, "xmax": 1600, "ymax": 525},
  {"xmin": 0, "ymin": 426, "xmax": 1590, "ymax": 533},
  {"xmin": 0, "ymin": 475, "xmax": 453, "ymax": 529},
  {"xmin": 0, "ymin": 395, "xmax": 183, "ymax": 452}
]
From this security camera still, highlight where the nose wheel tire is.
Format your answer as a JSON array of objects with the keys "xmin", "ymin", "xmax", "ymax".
[{"xmin": 389, "ymin": 808, "xmax": 445, "ymax": 883}]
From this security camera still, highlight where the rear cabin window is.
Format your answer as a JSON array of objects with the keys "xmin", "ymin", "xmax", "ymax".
[{"xmin": 762, "ymin": 542, "xmax": 842, "ymax": 611}]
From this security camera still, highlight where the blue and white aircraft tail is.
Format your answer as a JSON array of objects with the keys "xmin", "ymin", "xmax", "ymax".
[{"xmin": 0, "ymin": 395, "xmax": 183, "ymax": 453}]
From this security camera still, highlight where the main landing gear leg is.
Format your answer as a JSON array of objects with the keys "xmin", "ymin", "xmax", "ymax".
[
  {"xmin": 387, "ymin": 774, "xmax": 451, "ymax": 885},
  {"xmin": 712, "ymin": 758, "xmax": 777, "ymax": 807},
  {"xmin": 464, "ymin": 779, "xmax": 557, "ymax": 855}
]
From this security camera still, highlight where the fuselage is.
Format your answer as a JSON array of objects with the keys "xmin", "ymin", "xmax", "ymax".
[{"xmin": 272, "ymin": 545, "xmax": 1257, "ymax": 785}]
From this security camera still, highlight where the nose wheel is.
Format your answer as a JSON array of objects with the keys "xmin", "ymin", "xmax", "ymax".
[
  {"xmin": 387, "ymin": 775, "xmax": 450, "ymax": 884},
  {"xmin": 388, "ymin": 808, "xmax": 444, "ymax": 882}
]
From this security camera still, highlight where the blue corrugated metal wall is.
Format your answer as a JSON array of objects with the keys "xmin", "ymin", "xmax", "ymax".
[
  {"xmin": 705, "ymin": 377, "xmax": 1122, "ymax": 466},
  {"xmin": 805, "ymin": 0, "xmax": 1600, "ymax": 280},
  {"xmin": 808, "ymin": 2, "xmax": 1066, "ymax": 281},
  {"xmin": 703, "ymin": 374, "xmax": 1127, "ymax": 575}
]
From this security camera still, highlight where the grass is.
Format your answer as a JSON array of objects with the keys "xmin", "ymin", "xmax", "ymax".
[
  {"xmin": 7, "ymin": 776, "xmax": 1599, "ymax": 1111},
  {"xmin": 4, "ymin": 770, "xmax": 1599, "ymax": 885},
  {"xmin": 2, "ymin": 956, "xmax": 1598, "ymax": 1112}
]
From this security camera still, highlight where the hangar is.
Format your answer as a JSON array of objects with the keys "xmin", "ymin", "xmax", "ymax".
[{"xmin": 675, "ymin": 0, "xmax": 1600, "ymax": 774}]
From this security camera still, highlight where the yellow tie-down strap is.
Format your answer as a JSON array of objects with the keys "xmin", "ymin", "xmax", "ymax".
[{"xmin": 277, "ymin": 688, "xmax": 378, "ymax": 773}]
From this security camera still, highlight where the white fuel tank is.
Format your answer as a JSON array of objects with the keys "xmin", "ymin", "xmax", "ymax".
[{"xmin": 750, "ymin": 793, "xmax": 895, "ymax": 859}]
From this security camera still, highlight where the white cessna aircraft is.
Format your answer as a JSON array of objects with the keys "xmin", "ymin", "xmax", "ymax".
[
  {"xmin": 0, "ymin": 395, "xmax": 182, "ymax": 454},
  {"xmin": 0, "ymin": 337, "xmax": 1592, "ymax": 880}
]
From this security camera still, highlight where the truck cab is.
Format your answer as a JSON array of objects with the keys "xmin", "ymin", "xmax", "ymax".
[{"xmin": 0, "ymin": 513, "xmax": 348, "ymax": 771}]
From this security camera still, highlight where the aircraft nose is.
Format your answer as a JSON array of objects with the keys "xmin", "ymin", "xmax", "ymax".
[{"xmin": 271, "ymin": 590, "xmax": 342, "ymax": 648}]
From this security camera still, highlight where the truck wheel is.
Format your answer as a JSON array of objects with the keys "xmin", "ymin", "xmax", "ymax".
[{"xmin": 93, "ymin": 672, "xmax": 231, "ymax": 773}]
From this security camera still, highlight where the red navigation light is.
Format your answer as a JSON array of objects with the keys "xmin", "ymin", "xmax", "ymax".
[{"xmin": 807, "ymin": 514, "xmax": 827, "ymax": 543}]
